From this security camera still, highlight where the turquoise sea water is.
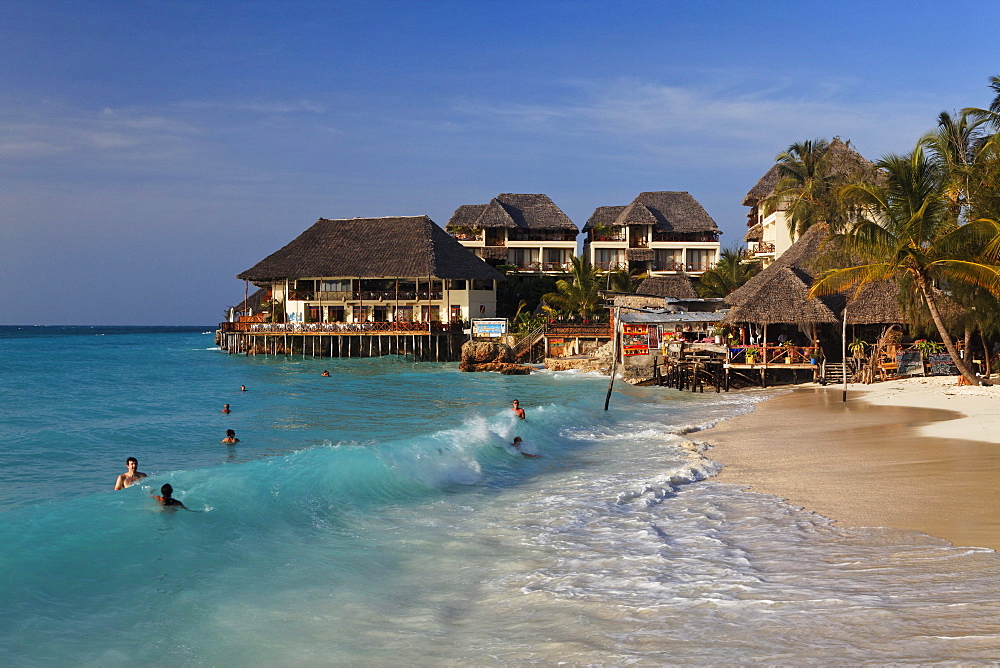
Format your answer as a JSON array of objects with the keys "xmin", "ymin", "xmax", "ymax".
[{"xmin": 2, "ymin": 326, "xmax": 999, "ymax": 664}]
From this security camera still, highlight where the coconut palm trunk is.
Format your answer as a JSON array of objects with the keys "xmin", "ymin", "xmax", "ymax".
[{"xmin": 917, "ymin": 277, "xmax": 981, "ymax": 384}]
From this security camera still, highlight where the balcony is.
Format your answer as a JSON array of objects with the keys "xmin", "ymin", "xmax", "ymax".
[
  {"xmin": 652, "ymin": 232, "xmax": 720, "ymax": 243},
  {"xmin": 593, "ymin": 261, "xmax": 628, "ymax": 271},
  {"xmin": 507, "ymin": 231, "xmax": 578, "ymax": 242},
  {"xmin": 451, "ymin": 231, "xmax": 483, "ymax": 242},
  {"xmin": 589, "ymin": 230, "xmax": 626, "ymax": 242},
  {"xmin": 220, "ymin": 321, "xmax": 464, "ymax": 334},
  {"xmin": 510, "ymin": 261, "xmax": 571, "ymax": 273},
  {"xmin": 287, "ymin": 290, "xmax": 443, "ymax": 302},
  {"xmin": 753, "ymin": 242, "xmax": 776, "ymax": 255}
]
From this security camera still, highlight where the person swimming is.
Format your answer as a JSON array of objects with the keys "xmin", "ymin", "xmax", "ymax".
[
  {"xmin": 221, "ymin": 429, "xmax": 240, "ymax": 443},
  {"xmin": 222, "ymin": 403, "xmax": 231, "ymax": 414},
  {"xmin": 512, "ymin": 399, "xmax": 525, "ymax": 420},
  {"xmin": 511, "ymin": 436, "xmax": 540, "ymax": 458},
  {"xmin": 153, "ymin": 483, "xmax": 188, "ymax": 510},
  {"xmin": 321, "ymin": 370, "xmax": 330, "ymax": 376},
  {"xmin": 114, "ymin": 457, "xmax": 148, "ymax": 490}
]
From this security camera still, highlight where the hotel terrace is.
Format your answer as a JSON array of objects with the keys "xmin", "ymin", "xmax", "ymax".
[
  {"xmin": 444, "ymin": 193, "xmax": 579, "ymax": 274},
  {"xmin": 581, "ymin": 191, "xmax": 721, "ymax": 275}
]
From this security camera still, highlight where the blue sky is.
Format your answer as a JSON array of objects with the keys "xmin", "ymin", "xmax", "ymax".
[{"xmin": 3, "ymin": 0, "xmax": 999, "ymax": 325}]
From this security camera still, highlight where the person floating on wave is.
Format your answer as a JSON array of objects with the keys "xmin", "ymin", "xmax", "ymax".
[
  {"xmin": 153, "ymin": 483, "xmax": 189, "ymax": 510},
  {"xmin": 512, "ymin": 399, "xmax": 525, "ymax": 420},
  {"xmin": 222, "ymin": 403, "xmax": 231, "ymax": 414},
  {"xmin": 321, "ymin": 370, "xmax": 330, "ymax": 376},
  {"xmin": 114, "ymin": 457, "xmax": 148, "ymax": 490},
  {"xmin": 221, "ymin": 429, "xmax": 240, "ymax": 444},
  {"xmin": 511, "ymin": 436, "xmax": 540, "ymax": 458}
]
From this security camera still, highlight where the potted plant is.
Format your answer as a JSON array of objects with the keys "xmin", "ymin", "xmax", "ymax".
[{"xmin": 848, "ymin": 338, "xmax": 869, "ymax": 360}]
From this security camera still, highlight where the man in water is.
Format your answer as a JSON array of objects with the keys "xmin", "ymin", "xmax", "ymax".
[
  {"xmin": 321, "ymin": 370, "xmax": 330, "ymax": 376},
  {"xmin": 222, "ymin": 403, "xmax": 231, "ymax": 413},
  {"xmin": 221, "ymin": 429, "xmax": 240, "ymax": 443},
  {"xmin": 511, "ymin": 437, "xmax": 540, "ymax": 458},
  {"xmin": 153, "ymin": 483, "xmax": 189, "ymax": 510},
  {"xmin": 240, "ymin": 385, "xmax": 247, "ymax": 391},
  {"xmin": 114, "ymin": 457, "xmax": 147, "ymax": 490},
  {"xmin": 512, "ymin": 399, "xmax": 525, "ymax": 419}
]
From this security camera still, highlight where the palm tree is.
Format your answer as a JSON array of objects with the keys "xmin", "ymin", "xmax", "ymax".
[
  {"xmin": 696, "ymin": 245, "xmax": 761, "ymax": 298},
  {"xmin": 542, "ymin": 256, "xmax": 603, "ymax": 321},
  {"xmin": 919, "ymin": 110, "xmax": 989, "ymax": 217},
  {"xmin": 605, "ymin": 267, "xmax": 642, "ymax": 293},
  {"xmin": 810, "ymin": 147, "xmax": 1000, "ymax": 385},
  {"xmin": 764, "ymin": 138, "xmax": 876, "ymax": 239}
]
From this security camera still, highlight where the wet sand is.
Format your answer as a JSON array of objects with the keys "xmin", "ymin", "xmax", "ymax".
[{"xmin": 703, "ymin": 386, "xmax": 1000, "ymax": 551}]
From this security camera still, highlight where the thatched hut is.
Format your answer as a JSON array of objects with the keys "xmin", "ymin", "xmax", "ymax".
[
  {"xmin": 236, "ymin": 215, "xmax": 503, "ymax": 326},
  {"xmin": 444, "ymin": 194, "xmax": 579, "ymax": 273}
]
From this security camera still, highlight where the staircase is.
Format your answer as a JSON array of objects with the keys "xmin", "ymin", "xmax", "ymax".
[
  {"xmin": 821, "ymin": 362, "xmax": 852, "ymax": 383},
  {"xmin": 511, "ymin": 324, "xmax": 546, "ymax": 363}
]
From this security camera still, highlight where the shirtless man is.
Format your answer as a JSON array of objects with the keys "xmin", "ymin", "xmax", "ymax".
[
  {"xmin": 512, "ymin": 399, "xmax": 525, "ymax": 420},
  {"xmin": 114, "ymin": 457, "xmax": 148, "ymax": 490},
  {"xmin": 221, "ymin": 429, "xmax": 240, "ymax": 443},
  {"xmin": 222, "ymin": 403, "xmax": 231, "ymax": 414}
]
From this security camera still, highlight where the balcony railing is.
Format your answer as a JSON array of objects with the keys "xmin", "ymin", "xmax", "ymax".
[
  {"xmin": 510, "ymin": 261, "xmax": 571, "ymax": 272},
  {"xmin": 450, "ymin": 232, "xmax": 483, "ymax": 241},
  {"xmin": 753, "ymin": 242, "xmax": 776, "ymax": 255},
  {"xmin": 507, "ymin": 231, "xmax": 578, "ymax": 242},
  {"xmin": 287, "ymin": 290, "xmax": 443, "ymax": 302},
  {"xmin": 546, "ymin": 322, "xmax": 612, "ymax": 337},
  {"xmin": 651, "ymin": 232, "xmax": 720, "ymax": 243},
  {"xmin": 589, "ymin": 231, "xmax": 627, "ymax": 242},
  {"xmin": 629, "ymin": 240, "xmax": 649, "ymax": 248},
  {"xmin": 220, "ymin": 321, "xmax": 464, "ymax": 334},
  {"xmin": 649, "ymin": 261, "xmax": 685, "ymax": 272},
  {"xmin": 728, "ymin": 345, "xmax": 821, "ymax": 365},
  {"xmin": 593, "ymin": 261, "xmax": 628, "ymax": 271},
  {"xmin": 685, "ymin": 263, "xmax": 715, "ymax": 273}
]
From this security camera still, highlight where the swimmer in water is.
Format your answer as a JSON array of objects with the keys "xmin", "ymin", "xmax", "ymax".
[
  {"xmin": 221, "ymin": 429, "xmax": 240, "ymax": 444},
  {"xmin": 114, "ymin": 457, "xmax": 148, "ymax": 490},
  {"xmin": 240, "ymin": 385, "xmax": 247, "ymax": 392},
  {"xmin": 153, "ymin": 483, "xmax": 189, "ymax": 510},
  {"xmin": 512, "ymin": 399, "xmax": 525, "ymax": 420},
  {"xmin": 321, "ymin": 370, "xmax": 330, "ymax": 376},
  {"xmin": 222, "ymin": 403, "xmax": 231, "ymax": 414},
  {"xmin": 511, "ymin": 436, "xmax": 540, "ymax": 458}
]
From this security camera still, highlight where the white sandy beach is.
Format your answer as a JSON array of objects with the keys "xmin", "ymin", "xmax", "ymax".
[{"xmin": 703, "ymin": 375, "xmax": 1000, "ymax": 551}]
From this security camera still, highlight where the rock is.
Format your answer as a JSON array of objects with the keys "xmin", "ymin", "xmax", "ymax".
[{"xmin": 459, "ymin": 341, "xmax": 531, "ymax": 374}]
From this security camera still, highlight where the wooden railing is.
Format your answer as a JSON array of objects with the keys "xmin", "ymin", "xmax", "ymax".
[
  {"xmin": 546, "ymin": 323, "xmax": 611, "ymax": 337},
  {"xmin": 219, "ymin": 321, "xmax": 463, "ymax": 334},
  {"xmin": 728, "ymin": 345, "xmax": 821, "ymax": 365}
]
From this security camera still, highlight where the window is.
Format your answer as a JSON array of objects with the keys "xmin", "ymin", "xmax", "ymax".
[
  {"xmin": 654, "ymin": 249, "xmax": 683, "ymax": 271},
  {"xmin": 687, "ymin": 249, "xmax": 714, "ymax": 271},
  {"xmin": 320, "ymin": 279, "xmax": 351, "ymax": 292},
  {"xmin": 471, "ymin": 279, "xmax": 494, "ymax": 291},
  {"xmin": 594, "ymin": 248, "xmax": 625, "ymax": 270},
  {"xmin": 306, "ymin": 305, "xmax": 320, "ymax": 322},
  {"xmin": 508, "ymin": 248, "xmax": 539, "ymax": 268},
  {"xmin": 420, "ymin": 305, "xmax": 440, "ymax": 322},
  {"xmin": 447, "ymin": 279, "xmax": 467, "ymax": 291},
  {"xmin": 450, "ymin": 305, "xmax": 463, "ymax": 322},
  {"xmin": 326, "ymin": 306, "xmax": 345, "ymax": 322}
]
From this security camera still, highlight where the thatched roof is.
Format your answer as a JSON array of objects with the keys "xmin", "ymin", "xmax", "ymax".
[
  {"xmin": 741, "ymin": 138, "xmax": 876, "ymax": 207},
  {"xmin": 237, "ymin": 216, "xmax": 504, "ymax": 282},
  {"xmin": 583, "ymin": 192, "xmax": 720, "ymax": 234},
  {"xmin": 724, "ymin": 222, "xmax": 905, "ymax": 326},
  {"xmin": 844, "ymin": 280, "xmax": 905, "ymax": 324},
  {"xmin": 723, "ymin": 267, "xmax": 840, "ymax": 325},
  {"xmin": 585, "ymin": 206, "xmax": 626, "ymax": 229},
  {"xmin": 445, "ymin": 194, "xmax": 577, "ymax": 231},
  {"xmin": 744, "ymin": 222, "xmax": 763, "ymax": 242},
  {"xmin": 636, "ymin": 276, "xmax": 698, "ymax": 300}
]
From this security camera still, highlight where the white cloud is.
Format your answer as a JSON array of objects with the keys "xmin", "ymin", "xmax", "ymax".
[{"xmin": 450, "ymin": 78, "xmax": 937, "ymax": 166}]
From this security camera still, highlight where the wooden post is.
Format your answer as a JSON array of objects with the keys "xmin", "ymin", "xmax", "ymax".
[
  {"xmin": 842, "ymin": 304, "xmax": 848, "ymax": 402},
  {"xmin": 604, "ymin": 307, "xmax": 620, "ymax": 411}
]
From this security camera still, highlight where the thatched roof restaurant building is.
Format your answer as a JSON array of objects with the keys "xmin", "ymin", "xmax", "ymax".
[
  {"xmin": 445, "ymin": 193, "xmax": 579, "ymax": 274},
  {"xmin": 582, "ymin": 191, "xmax": 721, "ymax": 275},
  {"xmin": 219, "ymin": 216, "xmax": 503, "ymax": 360}
]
